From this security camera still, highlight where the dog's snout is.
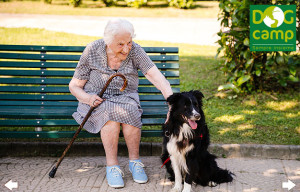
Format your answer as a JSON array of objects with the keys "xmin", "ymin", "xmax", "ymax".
[
  {"xmin": 194, "ymin": 113, "xmax": 201, "ymax": 120},
  {"xmin": 191, "ymin": 109, "xmax": 201, "ymax": 120}
]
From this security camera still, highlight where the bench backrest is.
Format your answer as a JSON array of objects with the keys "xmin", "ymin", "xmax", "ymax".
[{"xmin": 0, "ymin": 44, "xmax": 179, "ymax": 138}]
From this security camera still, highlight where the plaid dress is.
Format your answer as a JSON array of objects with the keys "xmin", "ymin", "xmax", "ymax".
[{"xmin": 72, "ymin": 39, "xmax": 155, "ymax": 133}]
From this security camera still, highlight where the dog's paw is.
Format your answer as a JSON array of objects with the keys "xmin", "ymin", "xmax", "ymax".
[
  {"xmin": 182, "ymin": 182, "xmax": 192, "ymax": 192},
  {"xmin": 208, "ymin": 181, "xmax": 217, "ymax": 187},
  {"xmin": 168, "ymin": 176, "xmax": 175, "ymax": 181},
  {"xmin": 169, "ymin": 187, "xmax": 182, "ymax": 192}
]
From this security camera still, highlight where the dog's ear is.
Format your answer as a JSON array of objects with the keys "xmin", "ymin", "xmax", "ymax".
[
  {"xmin": 192, "ymin": 90, "xmax": 204, "ymax": 105},
  {"xmin": 167, "ymin": 93, "xmax": 181, "ymax": 105}
]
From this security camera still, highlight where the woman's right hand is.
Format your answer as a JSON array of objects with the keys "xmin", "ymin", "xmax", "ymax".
[
  {"xmin": 89, "ymin": 94, "xmax": 105, "ymax": 107},
  {"xmin": 69, "ymin": 78, "xmax": 105, "ymax": 107}
]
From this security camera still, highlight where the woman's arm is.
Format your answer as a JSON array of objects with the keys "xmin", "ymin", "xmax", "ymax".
[
  {"xmin": 145, "ymin": 66, "xmax": 173, "ymax": 123},
  {"xmin": 69, "ymin": 77, "xmax": 104, "ymax": 107},
  {"xmin": 144, "ymin": 66, "xmax": 173, "ymax": 100}
]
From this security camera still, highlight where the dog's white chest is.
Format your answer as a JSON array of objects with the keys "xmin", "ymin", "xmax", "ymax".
[{"xmin": 167, "ymin": 124, "xmax": 194, "ymax": 173}]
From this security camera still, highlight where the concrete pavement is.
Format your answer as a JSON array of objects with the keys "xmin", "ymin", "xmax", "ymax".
[
  {"xmin": 1, "ymin": 142, "xmax": 299, "ymax": 191},
  {"xmin": 0, "ymin": 13, "xmax": 220, "ymax": 46},
  {"xmin": 0, "ymin": 156, "xmax": 299, "ymax": 192}
]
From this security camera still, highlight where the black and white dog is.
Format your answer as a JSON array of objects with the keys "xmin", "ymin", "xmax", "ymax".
[{"xmin": 161, "ymin": 90, "xmax": 233, "ymax": 192}]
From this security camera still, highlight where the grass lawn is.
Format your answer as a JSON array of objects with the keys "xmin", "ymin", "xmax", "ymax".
[
  {"xmin": 0, "ymin": 27, "xmax": 299, "ymax": 145},
  {"xmin": 0, "ymin": 0, "xmax": 219, "ymax": 18}
]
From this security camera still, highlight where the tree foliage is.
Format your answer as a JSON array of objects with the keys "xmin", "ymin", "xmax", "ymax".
[
  {"xmin": 168, "ymin": 0, "xmax": 194, "ymax": 9},
  {"xmin": 69, "ymin": 0, "xmax": 82, "ymax": 7},
  {"xmin": 102, "ymin": 0, "xmax": 117, "ymax": 6},
  {"xmin": 124, "ymin": 0, "xmax": 147, "ymax": 8},
  {"xmin": 217, "ymin": 0, "xmax": 299, "ymax": 93},
  {"xmin": 43, "ymin": 0, "xmax": 52, "ymax": 4}
]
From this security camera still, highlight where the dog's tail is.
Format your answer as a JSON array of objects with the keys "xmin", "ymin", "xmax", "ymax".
[
  {"xmin": 194, "ymin": 153, "xmax": 234, "ymax": 186},
  {"xmin": 211, "ymin": 168, "xmax": 234, "ymax": 184}
]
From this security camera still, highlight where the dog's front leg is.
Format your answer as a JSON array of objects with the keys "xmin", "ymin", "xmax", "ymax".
[
  {"xmin": 182, "ymin": 174, "xmax": 192, "ymax": 192},
  {"xmin": 169, "ymin": 156, "xmax": 182, "ymax": 192}
]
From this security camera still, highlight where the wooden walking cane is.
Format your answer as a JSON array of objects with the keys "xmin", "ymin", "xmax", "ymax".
[{"xmin": 49, "ymin": 73, "xmax": 127, "ymax": 178}]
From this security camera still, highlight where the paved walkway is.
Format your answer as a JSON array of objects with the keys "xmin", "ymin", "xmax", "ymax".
[
  {"xmin": 0, "ymin": 156, "xmax": 299, "ymax": 192},
  {"xmin": 0, "ymin": 13, "xmax": 220, "ymax": 46}
]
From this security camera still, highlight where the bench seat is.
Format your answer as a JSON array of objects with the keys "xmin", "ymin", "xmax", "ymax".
[{"xmin": 0, "ymin": 106, "xmax": 168, "ymax": 120}]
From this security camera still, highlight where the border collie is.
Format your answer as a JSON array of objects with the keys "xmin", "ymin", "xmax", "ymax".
[{"xmin": 161, "ymin": 90, "xmax": 233, "ymax": 192}]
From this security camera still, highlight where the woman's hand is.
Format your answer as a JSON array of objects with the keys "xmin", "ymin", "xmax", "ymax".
[
  {"xmin": 69, "ymin": 78, "xmax": 106, "ymax": 107},
  {"xmin": 89, "ymin": 94, "xmax": 105, "ymax": 107}
]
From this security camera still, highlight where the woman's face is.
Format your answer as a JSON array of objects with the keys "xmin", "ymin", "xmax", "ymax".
[{"xmin": 108, "ymin": 32, "xmax": 132, "ymax": 61}]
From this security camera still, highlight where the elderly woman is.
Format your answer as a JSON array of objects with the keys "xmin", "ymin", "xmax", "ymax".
[{"xmin": 69, "ymin": 19, "xmax": 173, "ymax": 188}]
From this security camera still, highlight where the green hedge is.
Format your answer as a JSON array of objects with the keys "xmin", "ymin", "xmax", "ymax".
[
  {"xmin": 168, "ymin": 0, "xmax": 194, "ymax": 9},
  {"xmin": 81, "ymin": 0, "xmax": 194, "ymax": 8}
]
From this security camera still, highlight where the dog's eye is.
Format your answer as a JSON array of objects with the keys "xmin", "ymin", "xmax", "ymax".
[
  {"xmin": 185, "ymin": 103, "xmax": 190, "ymax": 108},
  {"xmin": 193, "ymin": 102, "xmax": 198, "ymax": 107}
]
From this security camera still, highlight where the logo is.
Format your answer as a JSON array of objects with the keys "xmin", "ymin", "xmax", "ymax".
[
  {"xmin": 263, "ymin": 6, "xmax": 284, "ymax": 28},
  {"xmin": 250, "ymin": 5, "xmax": 296, "ymax": 52}
]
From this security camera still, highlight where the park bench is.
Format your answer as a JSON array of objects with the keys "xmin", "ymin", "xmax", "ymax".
[{"xmin": 0, "ymin": 44, "xmax": 179, "ymax": 139}]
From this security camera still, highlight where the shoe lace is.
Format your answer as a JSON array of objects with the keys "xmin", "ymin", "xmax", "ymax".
[
  {"xmin": 131, "ymin": 161, "xmax": 145, "ymax": 173},
  {"xmin": 109, "ymin": 167, "xmax": 124, "ymax": 178}
]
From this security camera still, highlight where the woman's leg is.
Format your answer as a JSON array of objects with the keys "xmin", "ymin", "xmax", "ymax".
[
  {"xmin": 122, "ymin": 123, "xmax": 141, "ymax": 160},
  {"xmin": 100, "ymin": 120, "xmax": 121, "ymax": 166},
  {"xmin": 122, "ymin": 123, "xmax": 148, "ymax": 183}
]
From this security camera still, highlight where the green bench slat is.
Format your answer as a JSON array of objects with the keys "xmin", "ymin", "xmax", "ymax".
[
  {"xmin": 139, "ymin": 87, "xmax": 180, "ymax": 93},
  {"xmin": 143, "ymin": 47, "xmax": 178, "ymax": 53},
  {"xmin": 0, "ymin": 105, "xmax": 76, "ymax": 115},
  {"xmin": 0, "ymin": 86, "xmax": 180, "ymax": 93},
  {"xmin": 0, "ymin": 118, "xmax": 165, "ymax": 127},
  {"xmin": 141, "ymin": 130, "xmax": 163, "ymax": 137},
  {"xmin": 0, "ymin": 94, "xmax": 76, "ymax": 101},
  {"xmin": 0, "ymin": 106, "xmax": 168, "ymax": 118},
  {"xmin": 0, "ymin": 53, "xmax": 81, "ymax": 61},
  {"xmin": 0, "ymin": 53, "xmax": 178, "ymax": 61},
  {"xmin": 0, "ymin": 86, "xmax": 70, "ymax": 93},
  {"xmin": 0, "ymin": 61, "xmax": 179, "ymax": 69},
  {"xmin": 0, "ymin": 101, "xmax": 78, "ymax": 106},
  {"xmin": 0, "ymin": 45, "xmax": 178, "ymax": 53},
  {"xmin": 0, "ymin": 61, "xmax": 78, "ymax": 68},
  {"xmin": 0, "ymin": 78, "xmax": 180, "ymax": 85},
  {"xmin": 0, "ymin": 70, "xmax": 73, "ymax": 76},
  {"xmin": 0, "ymin": 119, "xmax": 76, "ymax": 126},
  {"xmin": 0, "ymin": 131, "xmax": 95, "ymax": 138},
  {"xmin": 0, "ymin": 101, "xmax": 167, "ymax": 107},
  {"xmin": 0, "ymin": 105, "xmax": 168, "ymax": 111},
  {"xmin": 155, "ymin": 63, "xmax": 179, "ymax": 69},
  {"xmin": 0, "ymin": 70, "xmax": 179, "ymax": 77},
  {"xmin": 150, "ymin": 55, "xmax": 179, "ymax": 61},
  {"xmin": 0, "ymin": 130, "xmax": 163, "ymax": 138},
  {"xmin": 0, "ymin": 45, "xmax": 85, "ymax": 52},
  {"xmin": 0, "ymin": 94, "xmax": 167, "ymax": 101},
  {"xmin": 0, "ymin": 78, "xmax": 71, "ymax": 85}
]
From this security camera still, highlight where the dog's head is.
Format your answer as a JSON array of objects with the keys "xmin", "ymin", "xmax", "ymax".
[{"xmin": 167, "ymin": 90, "xmax": 204, "ymax": 130}]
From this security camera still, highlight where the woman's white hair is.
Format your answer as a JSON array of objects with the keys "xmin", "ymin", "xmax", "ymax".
[{"xmin": 103, "ymin": 18, "xmax": 136, "ymax": 45}]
